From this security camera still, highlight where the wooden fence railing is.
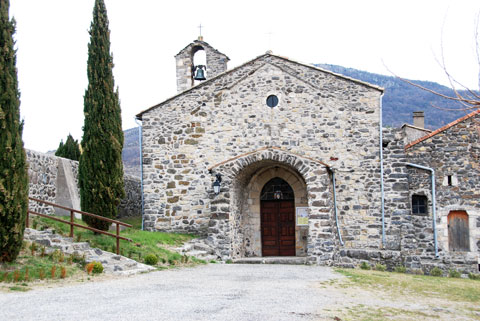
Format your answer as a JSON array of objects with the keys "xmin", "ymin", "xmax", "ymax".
[{"xmin": 27, "ymin": 197, "xmax": 132, "ymax": 255}]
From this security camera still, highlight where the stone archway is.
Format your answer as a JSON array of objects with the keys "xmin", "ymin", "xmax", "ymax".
[
  {"xmin": 207, "ymin": 147, "xmax": 333, "ymax": 262},
  {"xmin": 242, "ymin": 165, "xmax": 308, "ymax": 257}
]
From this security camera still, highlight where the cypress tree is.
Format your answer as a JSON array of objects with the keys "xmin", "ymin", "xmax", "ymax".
[
  {"xmin": 55, "ymin": 134, "xmax": 80, "ymax": 161},
  {"xmin": 79, "ymin": 0, "xmax": 124, "ymax": 231},
  {"xmin": 0, "ymin": 0, "xmax": 29, "ymax": 262}
]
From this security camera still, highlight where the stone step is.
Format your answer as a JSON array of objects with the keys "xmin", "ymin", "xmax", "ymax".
[
  {"xmin": 233, "ymin": 257, "xmax": 309, "ymax": 265},
  {"xmin": 184, "ymin": 250, "xmax": 209, "ymax": 258}
]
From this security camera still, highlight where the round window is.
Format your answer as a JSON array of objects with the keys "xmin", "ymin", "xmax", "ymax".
[{"xmin": 266, "ymin": 95, "xmax": 279, "ymax": 108}]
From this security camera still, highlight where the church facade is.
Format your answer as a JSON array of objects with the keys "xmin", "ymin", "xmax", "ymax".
[{"xmin": 136, "ymin": 39, "xmax": 479, "ymax": 273}]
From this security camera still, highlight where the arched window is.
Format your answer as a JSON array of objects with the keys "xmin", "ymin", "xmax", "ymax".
[{"xmin": 260, "ymin": 177, "xmax": 294, "ymax": 201}]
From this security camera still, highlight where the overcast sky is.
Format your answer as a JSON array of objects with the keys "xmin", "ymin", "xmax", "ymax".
[{"xmin": 9, "ymin": 0, "xmax": 480, "ymax": 153}]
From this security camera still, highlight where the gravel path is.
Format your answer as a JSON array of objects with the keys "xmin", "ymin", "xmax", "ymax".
[{"xmin": 0, "ymin": 264, "xmax": 339, "ymax": 321}]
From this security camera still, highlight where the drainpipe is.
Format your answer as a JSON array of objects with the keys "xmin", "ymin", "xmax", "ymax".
[
  {"xmin": 134, "ymin": 118, "xmax": 145, "ymax": 231},
  {"xmin": 379, "ymin": 93, "xmax": 386, "ymax": 246},
  {"xmin": 330, "ymin": 169, "xmax": 344, "ymax": 246},
  {"xmin": 406, "ymin": 163, "xmax": 439, "ymax": 258}
]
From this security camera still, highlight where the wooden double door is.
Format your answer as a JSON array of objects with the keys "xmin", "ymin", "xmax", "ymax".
[{"xmin": 261, "ymin": 200, "xmax": 296, "ymax": 256}]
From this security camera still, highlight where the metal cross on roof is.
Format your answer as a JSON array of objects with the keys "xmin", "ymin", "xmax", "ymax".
[{"xmin": 198, "ymin": 23, "xmax": 203, "ymax": 37}]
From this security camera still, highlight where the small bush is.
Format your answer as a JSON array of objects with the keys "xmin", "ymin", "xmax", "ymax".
[
  {"xmin": 30, "ymin": 242, "xmax": 38, "ymax": 255},
  {"xmin": 86, "ymin": 263, "xmax": 94, "ymax": 275},
  {"xmin": 40, "ymin": 246, "xmax": 46, "ymax": 257},
  {"xmin": 448, "ymin": 269, "xmax": 461, "ymax": 278},
  {"xmin": 60, "ymin": 267, "xmax": 67, "ymax": 279},
  {"xmin": 468, "ymin": 273, "xmax": 480, "ymax": 280},
  {"xmin": 75, "ymin": 234, "xmax": 82, "ymax": 242},
  {"xmin": 51, "ymin": 266, "xmax": 57, "ymax": 279},
  {"xmin": 52, "ymin": 249, "xmax": 62, "ymax": 262},
  {"xmin": 359, "ymin": 262, "xmax": 371, "ymax": 270},
  {"xmin": 24, "ymin": 267, "xmax": 29, "ymax": 282},
  {"xmin": 394, "ymin": 265, "xmax": 406, "ymax": 273},
  {"xmin": 144, "ymin": 254, "xmax": 159, "ymax": 266},
  {"xmin": 1, "ymin": 272, "xmax": 8, "ymax": 282},
  {"xmin": 209, "ymin": 260, "xmax": 217, "ymax": 264},
  {"xmin": 39, "ymin": 269, "xmax": 45, "ymax": 280},
  {"xmin": 225, "ymin": 259, "xmax": 233, "ymax": 264},
  {"xmin": 13, "ymin": 270, "xmax": 20, "ymax": 282},
  {"xmin": 92, "ymin": 261, "xmax": 103, "ymax": 274},
  {"xmin": 430, "ymin": 267, "xmax": 443, "ymax": 277},
  {"xmin": 375, "ymin": 263, "xmax": 386, "ymax": 272}
]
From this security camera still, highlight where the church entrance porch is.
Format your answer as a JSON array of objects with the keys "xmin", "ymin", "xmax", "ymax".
[{"xmin": 207, "ymin": 147, "xmax": 334, "ymax": 263}]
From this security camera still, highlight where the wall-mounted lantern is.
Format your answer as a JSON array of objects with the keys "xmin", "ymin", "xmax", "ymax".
[{"xmin": 213, "ymin": 174, "xmax": 222, "ymax": 195}]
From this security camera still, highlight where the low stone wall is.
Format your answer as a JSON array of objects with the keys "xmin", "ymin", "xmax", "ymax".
[
  {"xmin": 118, "ymin": 174, "xmax": 141, "ymax": 218},
  {"xmin": 26, "ymin": 149, "xmax": 141, "ymax": 218},
  {"xmin": 27, "ymin": 150, "xmax": 58, "ymax": 214}
]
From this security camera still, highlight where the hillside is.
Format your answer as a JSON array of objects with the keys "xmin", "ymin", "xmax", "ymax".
[{"xmin": 316, "ymin": 64, "xmax": 470, "ymax": 129}]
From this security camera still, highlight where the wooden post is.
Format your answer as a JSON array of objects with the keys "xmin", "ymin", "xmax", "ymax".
[
  {"xmin": 116, "ymin": 223, "xmax": 120, "ymax": 255},
  {"xmin": 70, "ymin": 210, "xmax": 74, "ymax": 238}
]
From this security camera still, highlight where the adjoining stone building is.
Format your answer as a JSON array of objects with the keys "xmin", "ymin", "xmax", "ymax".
[{"xmin": 136, "ymin": 38, "xmax": 479, "ymax": 273}]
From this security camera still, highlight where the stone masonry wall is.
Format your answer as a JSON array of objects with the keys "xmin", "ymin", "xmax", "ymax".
[
  {"xmin": 141, "ymin": 53, "xmax": 384, "ymax": 261},
  {"xmin": 405, "ymin": 113, "xmax": 480, "ymax": 273},
  {"xmin": 26, "ymin": 149, "xmax": 140, "ymax": 218}
]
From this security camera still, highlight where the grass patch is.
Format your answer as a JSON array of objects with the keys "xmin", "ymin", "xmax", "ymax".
[
  {"xmin": 340, "ymin": 304, "xmax": 438, "ymax": 321},
  {"xmin": 118, "ymin": 216, "xmax": 142, "ymax": 230},
  {"xmin": 33, "ymin": 215, "xmax": 200, "ymax": 269},
  {"xmin": 335, "ymin": 268, "xmax": 480, "ymax": 303}
]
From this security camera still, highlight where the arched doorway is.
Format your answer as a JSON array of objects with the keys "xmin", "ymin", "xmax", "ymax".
[{"xmin": 260, "ymin": 177, "xmax": 296, "ymax": 256}]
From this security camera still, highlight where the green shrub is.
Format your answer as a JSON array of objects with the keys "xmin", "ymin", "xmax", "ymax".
[
  {"xmin": 91, "ymin": 261, "xmax": 103, "ymax": 274},
  {"xmin": 225, "ymin": 259, "xmax": 233, "ymax": 264},
  {"xmin": 359, "ymin": 262, "xmax": 371, "ymax": 270},
  {"xmin": 394, "ymin": 265, "xmax": 406, "ymax": 273},
  {"xmin": 375, "ymin": 263, "xmax": 386, "ymax": 272},
  {"xmin": 468, "ymin": 273, "xmax": 480, "ymax": 280},
  {"xmin": 430, "ymin": 267, "xmax": 443, "ymax": 277},
  {"xmin": 448, "ymin": 269, "xmax": 461, "ymax": 278},
  {"xmin": 144, "ymin": 254, "xmax": 158, "ymax": 266}
]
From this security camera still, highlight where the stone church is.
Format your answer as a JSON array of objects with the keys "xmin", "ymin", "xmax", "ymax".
[{"xmin": 136, "ymin": 38, "xmax": 479, "ymax": 273}]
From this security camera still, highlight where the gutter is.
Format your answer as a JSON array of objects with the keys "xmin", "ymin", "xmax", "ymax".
[
  {"xmin": 330, "ymin": 169, "xmax": 344, "ymax": 246},
  {"xmin": 379, "ymin": 93, "xmax": 386, "ymax": 246},
  {"xmin": 134, "ymin": 118, "xmax": 145, "ymax": 231},
  {"xmin": 406, "ymin": 163, "xmax": 439, "ymax": 258}
]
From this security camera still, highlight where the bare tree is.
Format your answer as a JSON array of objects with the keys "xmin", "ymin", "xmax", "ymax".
[{"xmin": 389, "ymin": 13, "xmax": 480, "ymax": 112}]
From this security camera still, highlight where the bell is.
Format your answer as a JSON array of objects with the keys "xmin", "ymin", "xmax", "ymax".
[{"xmin": 194, "ymin": 65, "xmax": 206, "ymax": 81}]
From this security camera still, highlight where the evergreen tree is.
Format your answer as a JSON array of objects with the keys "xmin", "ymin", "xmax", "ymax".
[
  {"xmin": 0, "ymin": 0, "xmax": 29, "ymax": 262},
  {"xmin": 79, "ymin": 0, "xmax": 124, "ymax": 231},
  {"xmin": 55, "ymin": 134, "xmax": 80, "ymax": 161}
]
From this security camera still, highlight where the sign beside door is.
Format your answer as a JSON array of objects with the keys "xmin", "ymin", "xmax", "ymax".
[{"xmin": 296, "ymin": 207, "xmax": 309, "ymax": 226}]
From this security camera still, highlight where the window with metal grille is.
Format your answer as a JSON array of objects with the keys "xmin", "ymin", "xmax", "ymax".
[{"xmin": 412, "ymin": 195, "xmax": 428, "ymax": 215}]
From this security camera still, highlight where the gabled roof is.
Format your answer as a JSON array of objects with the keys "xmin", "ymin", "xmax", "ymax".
[
  {"xmin": 136, "ymin": 53, "xmax": 384, "ymax": 119},
  {"xmin": 405, "ymin": 109, "xmax": 480, "ymax": 149}
]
